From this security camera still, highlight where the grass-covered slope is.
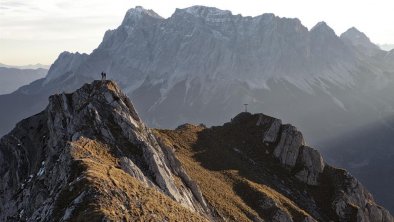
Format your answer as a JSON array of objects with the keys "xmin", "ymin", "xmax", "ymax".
[{"xmin": 155, "ymin": 113, "xmax": 393, "ymax": 221}]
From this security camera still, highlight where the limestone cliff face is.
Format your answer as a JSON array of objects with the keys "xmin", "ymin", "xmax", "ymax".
[
  {"xmin": 0, "ymin": 80, "xmax": 211, "ymax": 221},
  {"xmin": 0, "ymin": 81, "xmax": 392, "ymax": 222}
]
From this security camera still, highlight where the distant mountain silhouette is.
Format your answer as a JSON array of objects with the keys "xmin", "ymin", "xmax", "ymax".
[{"xmin": 0, "ymin": 67, "xmax": 47, "ymax": 94}]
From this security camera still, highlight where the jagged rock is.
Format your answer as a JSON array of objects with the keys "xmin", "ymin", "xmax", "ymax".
[
  {"xmin": 294, "ymin": 146, "xmax": 325, "ymax": 185},
  {"xmin": 256, "ymin": 114, "xmax": 282, "ymax": 144},
  {"xmin": 261, "ymin": 113, "xmax": 392, "ymax": 220},
  {"xmin": 273, "ymin": 124, "xmax": 305, "ymax": 168},
  {"xmin": 156, "ymin": 137, "xmax": 209, "ymax": 211},
  {"xmin": 324, "ymin": 165, "xmax": 394, "ymax": 222},
  {"xmin": 0, "ymin": 80, "xmax": 211, "ymax": 221},
  {"xmin": 119, "ymin": 157, "xmax": 155, "ymax": 187}
]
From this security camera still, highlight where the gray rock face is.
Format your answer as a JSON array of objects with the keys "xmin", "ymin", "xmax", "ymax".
[
  {"xmin": 119, "ymin": 157, "xmax": 155, "ymax": 187},
  {"xmin": 295, "ymin": 146, "xmax": 325, "ymax": 185},
  {"xmin": 0, "ymin": 80, "xmax": 211, "ymax": 221},
  {"xmin": 254, "ymin": 113, "xmax": 393, "ymax": 221},
  {"xmin": 324, "ymin": 166, "xmax": 394, "ymax": 222},
  {"xmin": 261, "ymin": 118, "xmax": 324, "ymax": 186},
  {"xmin": 273, "ymin": 124, "xmax": 305, "ymax": 168},
  {"xmin": 0, "ymin": 111, "xmax": 52, "ymax": 221},
  {"xmin": 257, "ymin": 115, "xmax": 282, "ymax": 144},
  {"xmin": 156, "ymin": 137, "xmax": 209, "ymax": 210}
]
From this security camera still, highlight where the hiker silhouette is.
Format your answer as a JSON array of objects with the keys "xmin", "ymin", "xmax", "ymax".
[{"xmin": 101, "ymin": 72, "xmax": 107, "ymax": 80}]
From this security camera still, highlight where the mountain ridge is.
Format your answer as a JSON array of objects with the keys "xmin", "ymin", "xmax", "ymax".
[
  {"xmin": 0, "ymin": 63, "xmax": 50, "ymax": 70},
  {"xmin": 0, "ymin": 5, "xmax": 378, "ymax": 136},
  {"xmin": 340, "ymin": 27, "xmax": 381, "ymax": 56},
  {"xmin": 0, "ymin": 67, "xmax": 47, "ymax": 95},
  {"xmin": 0, "ymin": 80, "xmax": 212, "ymax": 221},
  {"xmin": 0, "ymin": 80, "xmax": 392, "ymax": 221}
]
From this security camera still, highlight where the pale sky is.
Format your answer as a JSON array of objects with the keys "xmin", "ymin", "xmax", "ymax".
[{"xmin": 1, "ymin": 0, "xmax": 394, "ymax": 66}]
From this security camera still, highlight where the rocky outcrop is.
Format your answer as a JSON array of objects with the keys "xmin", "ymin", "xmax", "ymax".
[
  {"xmin": 322, "ymin": 165, "xmax": 393, "ymax": 222},
  {"xmin": 294, "ymin": 146, "xmax": 325, "ymax": 186},
  {"xmin": 273, "ymin": 124, "xmax": 305, "ymax": 168},
  {"xmin": 0, "ymin": 80, "xmax": 211, "ymax": 221},
  {"xmin": 258, "ymin": 114, "xmax": 324, "ymax": 186},
  {"xmin": 258, "ymin": 115, "xmax": 282, "ymax": 144},
  {"xmin": 253, "ymin": 113, "xmax": 393, "ymax": 221}
]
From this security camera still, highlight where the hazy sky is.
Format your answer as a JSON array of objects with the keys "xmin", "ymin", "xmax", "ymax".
[{"xmin": 1, "ymin": 0, "xmax": 394, "ymax": 66}]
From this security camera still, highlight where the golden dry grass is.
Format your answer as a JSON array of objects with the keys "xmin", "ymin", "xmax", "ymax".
[{"xmin": 55, "ymin": 137, "xmax": 208, "ymax": 222}]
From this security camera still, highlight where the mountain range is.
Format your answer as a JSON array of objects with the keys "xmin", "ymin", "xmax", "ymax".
[
  {"xmin": 0, "ymin": 63, "xmax": 50, "ymax": 70},
  {"xmin": 0, "ymin": 5, "xmax": 394, "ymax": 212},
  {"xmin": 2, "ymin": 6, "xmax": 394, "ymax": 140},
  {"xmin": 0, "ymin": 80, "xmax": 392, "ymax": 221},
  {"xmin": 0, "ymin": 66, "xmax": 47, "ymax": 95}
]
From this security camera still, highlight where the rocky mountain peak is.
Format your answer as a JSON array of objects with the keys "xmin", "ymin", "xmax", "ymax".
[
  {"xmin": 340, "ymin": 27, "xmax": 381, "ymax": 55},
  {"xmin": 310, "ymin": 21, "xmax": 336, "ymax": 36},
  {"xmin": 341, "ymin": 27, "xmax": 371, "ymax": 42},
  {"xmin": 48, "ymin": 80, "xmax": 142, "ymax": 126},
  {"xmin": 121, "ymin": 6, "xmax": 163, "ymax": 26},
  {"xmin": 183, "ymin": 5, "xmax": 233, "ymax": 17},
  {"xmin": 172, "ymin": 5, "xmax": 234, "ymax": 25}
]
